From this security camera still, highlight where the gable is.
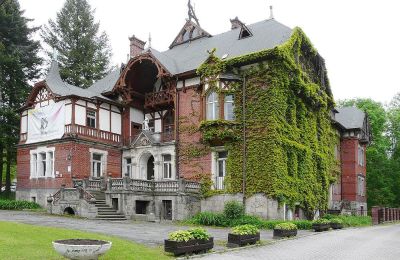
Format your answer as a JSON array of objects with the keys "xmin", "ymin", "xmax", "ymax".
[{"xmin": 169, "ymin": 20, "xmax": 211, "ymax": 49}]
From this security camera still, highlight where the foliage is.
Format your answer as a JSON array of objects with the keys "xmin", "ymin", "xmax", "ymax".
[
  {"xmin": 199, "ymin": 176, "xmax": 225, "ymax": 198},
  {"xmin": 0, "ymin": 199, "xmax": 40, "ymax": 210},
  {"xmin": 168, "ymin": 230, "xmax": 193, "ymax": 242},
  {"xmin": 199, "ymin": 120, "xmax": 240, "ymax": 145},
  {"xmin": 312, "ymin": 219, "xmax": 330, "ymax": 225},
  {"xmin": 196, "ymin": 28, "xmax": 339, "ymax": 217},
  {"xmin": 0, "ymin": 191, "xmax": 15, "ymax": 200},
  {"xmin": 231, "ymin": 224, "xmax": 259, "ymax": 235},
  {"xmin": 188, "ymin": 228, "xmax": 210, "ymax": 240},
  {"xmin": 223, "ymin": 201, "xmax": 245, "ymax": 219},
  {"xmin": 329, "ymin": 218, "xmax": 343, "ymax": 224},
  {"xmin": 274, "ymin": 222, "xmax": 298, "ymax": 230},
  {"xmin": 0, "ymin": 221, "xmax": 169, "ymax": 260},
  {"xmin": 41, "ymin": 0, "xmax": 112, "ymax": 88},
  {"xmin": 188, "ymin": 212, "xmax": 228, "ymax": 227},
  {"xmin": 322, "ymin": 214, "xmax": 371, "ymax": 227}
]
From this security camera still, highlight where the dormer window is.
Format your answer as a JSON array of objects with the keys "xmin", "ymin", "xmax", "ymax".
[{"xmin": 239, "ymin": 27, "xmax": 252, "ymax": 39}]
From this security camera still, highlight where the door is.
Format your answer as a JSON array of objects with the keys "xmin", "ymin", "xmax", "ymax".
[
  {"xmin": 163, "ymin": 200, "xmax": 172, "ymax": 220},
  {"xmin": 147, "ymin": 156, "xmax": 154, "ymax": 180}
]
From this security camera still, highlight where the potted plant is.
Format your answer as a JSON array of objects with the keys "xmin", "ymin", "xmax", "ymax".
[
  {"xmin": 52, "ymin": 239, "xmax": 112, "ymax": 259},
  {"xmin": 164, "ymin": 228, "xmax": 213, "ymax": 256},
  {"xmin": 227, "ymin": 224, "xmax": 260, "ymax": 248},
  {"xmin": 273, "ymin": 223, "xmax": 298, "ymax": 238},
  {"xmin": 330, "ymin": 218, "xmax": 344, "ymax": 229},
  {"xmin": 312, "ymin": 219, "xmax": 331, "ymax": 232}
]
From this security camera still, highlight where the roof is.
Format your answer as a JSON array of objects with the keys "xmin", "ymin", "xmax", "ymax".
[
  {"xmin": 335, "ymin": 107, "xmax": 366, "ymax": 130},
  {"xmin": 43, "ymin": 61, "xmax": 117, "ymax": 101},
  {"xmin": 154, "ymin": 18, "xmax": 292, "ymax": 75}
]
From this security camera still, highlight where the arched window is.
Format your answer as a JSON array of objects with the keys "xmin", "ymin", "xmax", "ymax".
[
  {"xmin": 206, "ymin": 91, "xmax": 219, "ymax": 120},
  {"xmin": 224, "ymin": 95, "xmax": 235, "ymax": 120}
]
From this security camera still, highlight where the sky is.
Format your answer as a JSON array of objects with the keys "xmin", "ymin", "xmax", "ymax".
[{"xmin": 18, "ymin": 0, "xmax": 400, "ymax": 104}]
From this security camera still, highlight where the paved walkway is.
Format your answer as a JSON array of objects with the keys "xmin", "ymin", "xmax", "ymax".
[
  {"xmin": 201, "ymin": 223, "xmax": 400, "ymax": 260},
  {"xmin": 0, "ymin": 210, "xmax": 311, "ymax": 248}
]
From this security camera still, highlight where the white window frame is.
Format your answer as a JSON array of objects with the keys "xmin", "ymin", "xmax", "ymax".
[
  {"xmin": 162, "ymin": 154, "xmax": 172, "ymax": 179},
  {"xmin": 212, "ymin": 149, "xmax": 227, "ymax": 190},
  {"xmin": 224, "ymin": 94, "xmax": 235, "ymax": 120},
  {"xmin": 30, "ymin": 147, "xmax": 55, "ymax": 179},
  {"xmin": 86, "ymin": 110, "xmax": 96, "ymax": 128},
  {"xmin": 206, "ymin": 91, "xmax": 219, "ymax": 120},
  {"xmin": 89, "ymin": 148, "xmax": 108, "ymax": 178},
  {"xmin": 358, "ymin": 145, "xmax": 364, "ymax": 166}
]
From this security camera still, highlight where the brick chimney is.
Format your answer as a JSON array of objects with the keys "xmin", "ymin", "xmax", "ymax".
[
  {"xmin": 129, "ymin": 35, "xmax": 146, "ymax": 58},
  {"xmin": 230, "ymin": 17, "xmax": 242, "ymax": 30}
]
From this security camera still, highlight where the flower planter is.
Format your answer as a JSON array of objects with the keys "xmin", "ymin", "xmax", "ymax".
[
  {"xmin": 273, "ymin": 229, "xmax": 298, "ymax": 238},
  {"xmin": 227, "ymin": 233, "xmax": 260, "ymax": 248},
  {"xmin": 312, "ymin": 223, "xmax": 330, "ymax": 232},
  {"xmin": 164, "ymin": 238, "xmax": 214, "ymax": 256},
  {"xmin": 52, "ymin": 239, "xmax": 112, "ymax": 260},
  {"xmin": 330, "ymin": 223, "xmax": 343, "ymax": 230}
]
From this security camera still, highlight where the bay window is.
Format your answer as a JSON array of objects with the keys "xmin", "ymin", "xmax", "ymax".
[
  {"xmin": 224, "ymin": 95, "xmax": 235, "ymax": 120},
  {"xmin": 206, "ymin": 91, "xmax": 235, "ymax": 121},
  {"xmin": 206, "ymin": 91, "xmax": 219, "ymax": 120}
]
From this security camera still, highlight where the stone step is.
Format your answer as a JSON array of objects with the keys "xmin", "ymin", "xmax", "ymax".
[
  {"xmin": 95, "ymin": 214, "xmax": 126, "ymax": 218},
  {"xmin": 95, "ymin": 217, "xmax": 127, "ymax": 221}
]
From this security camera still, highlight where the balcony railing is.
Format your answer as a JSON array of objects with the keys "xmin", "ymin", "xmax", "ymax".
[
  {"xmin": 65, "ymin": 124, "xmax": 121, "ymax": 144},
  {"xmin": 144, "ymin": 89, "xmax": 174, "ymax": 110}
]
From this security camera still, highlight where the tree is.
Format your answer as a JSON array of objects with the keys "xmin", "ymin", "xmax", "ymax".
[
  {"xmin": 0, "ymin": 0, "xmax": 41, "ymax": 192},
  {"xmin": 41, "ymin": 0, "xmax": 112, "ymax": 88}
]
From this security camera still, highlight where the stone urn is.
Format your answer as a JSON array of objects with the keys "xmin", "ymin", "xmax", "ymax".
[{"xmin": 52, "ymin": 239, "xmax": 112, "ymax": 260}]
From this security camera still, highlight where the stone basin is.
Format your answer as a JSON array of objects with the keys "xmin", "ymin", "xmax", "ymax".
[{"xmin": 52, "ymin": 239, "xmax": 112, "ymax": 260}]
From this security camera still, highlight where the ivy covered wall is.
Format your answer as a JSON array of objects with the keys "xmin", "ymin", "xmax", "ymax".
[{"xmin": 197, "ymin": 27, "xmax": 340, "ymax": 214}]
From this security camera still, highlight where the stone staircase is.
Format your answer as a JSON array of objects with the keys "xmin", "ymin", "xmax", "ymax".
[{"xmin": 89, "ymin": 191, "xmax": 127, "ymax": 221}]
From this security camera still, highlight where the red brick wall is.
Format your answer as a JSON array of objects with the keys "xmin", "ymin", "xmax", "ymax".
[
  {"xmin": 340, "ymin": 137, "xmax": 366, "ymax": 203},
  {"xmin": 17, "ymin": 141, "xmax": 121, "ymax": 190},
  {"xmin": 177, "ymin": 88, "xmax": 211, "ymax": 180}
]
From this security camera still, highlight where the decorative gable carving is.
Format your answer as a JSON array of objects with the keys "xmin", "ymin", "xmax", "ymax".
[
  {"xmin": 131, "ymin": 131, "xmax": 154, "ymax": 147},
  {"xmin": 169, "ymin": 20, "xmax": 211, "ymax": 49}
]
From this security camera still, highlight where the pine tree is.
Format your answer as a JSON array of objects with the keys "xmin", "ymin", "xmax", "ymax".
[
  {"xmin": 0, "ymin": 0, "xmax": 41, "ymax": 192},
  {"xmin": 41, "ymin": 0, "xmax": 112, "ymax": 88}
]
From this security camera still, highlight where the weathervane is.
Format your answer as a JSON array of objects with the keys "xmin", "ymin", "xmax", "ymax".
[{"xmin": 188, "ymin": 0, "xmax": 200, "ymax": 25}]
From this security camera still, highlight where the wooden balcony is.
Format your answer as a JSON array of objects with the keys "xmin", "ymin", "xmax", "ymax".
[
  {"xmin": 65, "ymin": 124, "xmax": 121, "ymax": 144},
  {"xmin": 144, "ymin": 89, "xmax": 174, "ymax": 110}
]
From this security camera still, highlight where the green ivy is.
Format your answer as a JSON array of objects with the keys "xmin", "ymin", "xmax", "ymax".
[{"xmin": 196, "ymin": 27, "xmax": 340, "ymax": 216}]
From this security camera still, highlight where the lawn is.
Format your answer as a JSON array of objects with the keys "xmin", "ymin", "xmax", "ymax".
[{"xmin": 0, "ymin": 221, "xmax": 171, "ymax": 260}]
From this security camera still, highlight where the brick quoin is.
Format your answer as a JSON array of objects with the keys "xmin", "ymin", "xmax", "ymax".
[
  {"xmin": 17, "ymin": 140, "xmax": 121, "ymax": 190},
  {"xmin": 177, "ymin": 88, "xmax": 211, "ymax": 180}
]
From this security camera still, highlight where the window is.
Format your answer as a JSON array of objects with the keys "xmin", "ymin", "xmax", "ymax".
[
  {"xmin": 86, "ymin": 110, "xmax": 96, "ymax": 128},
  {"xmin": 163, "ymin": 154, "xmax": 172, "ymax": 179},
  {"xmin": 125, "ymin": 158, "xmax": 132, "ymax": 177},
  {"xmin": 92, "ymin": 153, "xmax": 103, "ymax": 178},
  {"xmin": 358, "ymin": 145, "xmax": 364, "ymax": 166},
  {"xmin": 216, "ymin": 151, "xmax": 227, "ymax": 190},
  {"xmin": 358, "ymin": 176, "xmax": 365, "ymax": 196},
  {"xmin": 30, "ymin": 148, "xmax": 55, "ymax": 178},
  {"xmin": 206, "ymin": 91, "xmax": 219, "ymax": 120},
  {"xmin": 224, "ymin": 95, "xmax": 235, "ymax": 120}
]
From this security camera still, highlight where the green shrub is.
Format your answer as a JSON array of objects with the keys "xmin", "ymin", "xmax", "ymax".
[
  {"xmin": 0, "ymin": 192, "xmax": 15, "ymax": 200},
  {"xmin": 274, "ymin": 223, "xmax": 297, "ymax": 230},
  {"xmin": 190, "ymin": 212, "xmax": 228, "ymax": 226},
  {"xmin": 330, "ymin": 218, "xmax": 343, "ymax": 224},
  {"xmin": 313, "ymin": 219, "xmax": 330, "ymax": 225},
  {"xmin": 168, "ymin": 230, "xmax": 193, "ymax": 242},
  {"xmin": 188, "ymin": 228, "xmax": 210, "ymax": 240},
  {"xmin": 291, "ymin": 220, "xmax": 313, "ymax": 230},
  {"xmin": 229, "ymin": 215, "xmax": 264, "ymax": 228},
  {"xmin": 0, "ymin": 200, "xmax": 41, "ymax": 210},
  {"xmin": 223, "ymin": 201, "xmax": 244, "ymax": 219},
  {"xmin": 231, "ymin": 224, "xmax": 259, "ymax": 235}
]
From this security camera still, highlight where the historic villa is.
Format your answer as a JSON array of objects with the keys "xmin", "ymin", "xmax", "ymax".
[{"xmin": 16, "ymin": 5, "xmax": 370, "ymax": 221}]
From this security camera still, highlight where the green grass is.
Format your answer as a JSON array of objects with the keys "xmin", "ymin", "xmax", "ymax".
[
  {"xmin": 0, "ymin": 191, "xmax": 15, "ymax": 200},
  {"xmin": 0, "ymin": 199, "xmax": 41, "ymax": 210},
  {"xmin": 0, "ymin": 221, "xmax": 171, "ymax": 260},
  {"xmin": 322, "ymin": 214, "xmax": 372, "ymax": 227}
]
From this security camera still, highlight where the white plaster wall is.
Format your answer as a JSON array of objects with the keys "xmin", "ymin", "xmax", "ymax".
[
  {"xmin": 76, "ymin": 100, "xmax": 85, "ymax": 106},
  {"xmin": 130, "ymin": 108, "xmax": 144, "ymax": 124},
  {"xmin": 65, "ymin": 104, "xmax": 72, "ymax": 125},
  {"xmin": 21, "ymin": 115, "xmax": 28, "ymax": 133},
  {"xmin": 155, "ymin": 119, "xmax": 162, "ymax": 132},
  {"xmin": 111, "ymin": 112, "xmax": 121, "ymax": 134},
  {"xmin": 87, "ymin": 102, "xmax": 96, "ymax": 109},
  {"xmin": 185, "ymin": 77, "xmax": 200, "ymax": 86},
  {"xmin": 75, "ymin": 105, "xmax": 86, "ymax": 126},
  {"xmin": 99, "ymin": 108, "xmax": 110, "ymax": 131}
]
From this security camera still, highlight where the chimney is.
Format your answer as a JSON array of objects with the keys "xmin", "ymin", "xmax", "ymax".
[
  {"xmin": 129, "ymin": 35, "xmax": 146, "ymax": 58},
  {"xmin": 269, "ymin": 6, "xmax": 274, "ymax": 19},
  {"xmin": 230, "ymin": 17, "xmax": 242, "ymax": 30}
]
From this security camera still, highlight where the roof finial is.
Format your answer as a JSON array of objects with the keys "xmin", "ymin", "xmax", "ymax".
[
  {"xmin": 52, "ymin": 48, "xmax": 58, "ymax": 62},
  {"xmin": 188, "ymin": 0, "xmax": 200, "ymax": 25},
  {"xmin": 269, "ymin": 5, "xmax": 274, "ymax": 19},
  {"xmin": 148, "ymin": 33, "xmax": 152, "ymax": 49}
]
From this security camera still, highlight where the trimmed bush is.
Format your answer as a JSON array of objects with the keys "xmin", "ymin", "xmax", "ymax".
[
  {"xmin": 0, "ymin": 200, "xmax": 41, "ymax": 210},
  {"xmin": 274, "ymin": 223, "xmax": 297, "ymax": 230},
  {"xmin": 223, "ymin": 201, "xmax": 244, "ymax": 219},
  {"xmin": 231, "ymin": 224, "xmax": 259, "ymax": 235}
]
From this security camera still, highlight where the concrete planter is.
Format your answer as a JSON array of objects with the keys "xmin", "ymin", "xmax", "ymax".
[
  {"xmin": 52, "ymin": 239, "xmax": 112, "ymax": 260},
  {"xmin": 273, "ymin": 229, "xmax": 297, "ymax": 238},
  {"xmin": 312, "ymin": 223, "xmax": 330, "ymax": 232},
  {"xmin": 227, "ymin": 233, "xmax": 260, "ymax": 247},
  {"xmin": 164, "ymin": 238, "xmax": 214, "ymax": 256}
]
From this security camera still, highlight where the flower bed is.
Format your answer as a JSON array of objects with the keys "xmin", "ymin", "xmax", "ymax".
[
  {"xmin": 227, "ymin": 224, "xmax": 260, "ymax": 247},
  {"xmin": 330, "ymin": 218, "xmax": 344, "ymax": 230},
  {"xmin": 312, "ymin": 219, "xmax": 331, "ymax": 232},
  {"xmin": 273, "ymin": 223, "xmax": 298, "ymax": 238},
  {"xmin": 164, "ymin": 228, "xmax": 213, "ymax": 256}
]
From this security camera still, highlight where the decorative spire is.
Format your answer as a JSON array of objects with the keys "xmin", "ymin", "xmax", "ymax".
[
  {"xmin": 188, "ymin": 0, "xmax": 200, "ymax": 26},
  {"xmin": 269, "ymin": 5, "xmax": 274, "ymax": 19}
]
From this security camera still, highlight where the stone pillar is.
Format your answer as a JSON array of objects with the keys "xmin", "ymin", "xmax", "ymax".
[
  {"xmin": 371, "ymin": 206, "xmax": 380, "ymax": 225},
  {"xmin": 385, "ymin": 208, "xmax": 389, "ymax": 222}
]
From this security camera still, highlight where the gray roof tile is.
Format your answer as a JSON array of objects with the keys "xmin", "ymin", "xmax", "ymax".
[{"xmin": 335, "ymin": 107, "xmax": 366, "ymax": 129}]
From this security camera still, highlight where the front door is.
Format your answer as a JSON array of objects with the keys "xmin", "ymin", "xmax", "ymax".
[
  {"xmin": 162, "ymin": 200, "xmax": 172, "ymax": 220},
  {"xmin": 147, "ymin": 156, "xmax": 154, "ymax": 180}
]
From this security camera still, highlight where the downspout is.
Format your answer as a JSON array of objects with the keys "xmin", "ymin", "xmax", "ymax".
[
  {"xmin": 242, "ymin": 75, "xmax": 247, "ymax": 207},
  {"xmin": 175, "ymin": 79, "xmax": 180, "ymax": 179}
]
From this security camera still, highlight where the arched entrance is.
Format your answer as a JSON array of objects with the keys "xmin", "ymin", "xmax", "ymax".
[{"xmin": 139, "ymin": 152, "xmax": 155, "ymax": 180}]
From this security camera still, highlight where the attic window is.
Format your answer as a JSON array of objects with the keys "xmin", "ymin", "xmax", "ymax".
[{"xmin": 239, "ymin": 27, "xmax": 252, "ymax": 39}]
